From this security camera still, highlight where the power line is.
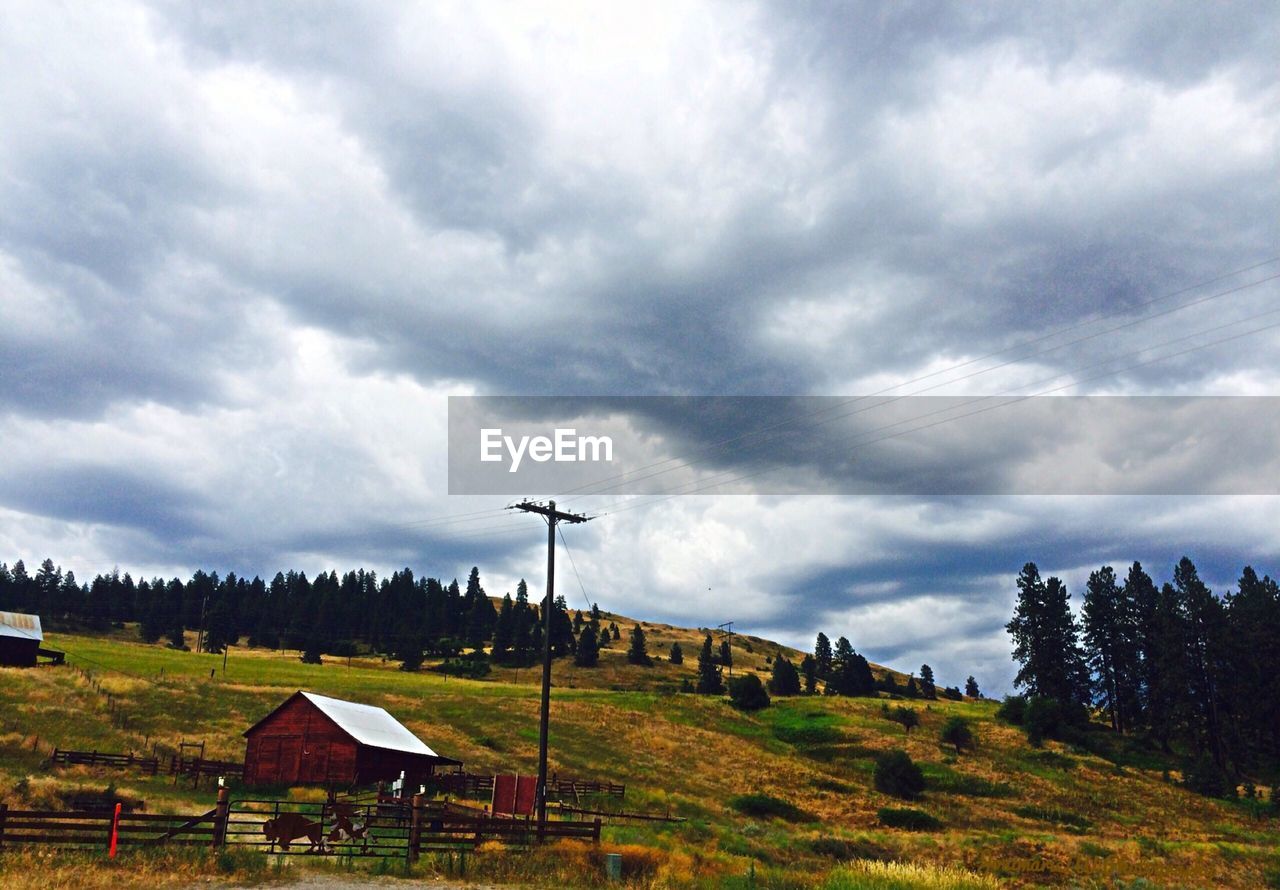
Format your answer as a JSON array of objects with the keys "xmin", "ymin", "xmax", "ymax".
[
  {"xmin": 597, "ymin": 307, "xmax": 1280, "ymax": 514},
  {"xmin": 557, "ymin": 523, "xmax": 595, "ymax": 615},
  {"xmin": 557, "ymin": 267, "xmax": 1280, "ymax": 499}
]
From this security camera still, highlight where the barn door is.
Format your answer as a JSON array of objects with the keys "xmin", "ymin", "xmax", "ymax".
[{"xmin": 299, "ymin": 741, "xmax": 330, "ymax": 783}]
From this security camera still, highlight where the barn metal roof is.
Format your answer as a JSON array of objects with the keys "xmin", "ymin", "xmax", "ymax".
[
  {"xmin": 0, "ymin": 612, "xmax": 43, "ymax": 642},
  {"xmin": 299, "ymin": 691, "xmax": 444, "ymax": 758}
]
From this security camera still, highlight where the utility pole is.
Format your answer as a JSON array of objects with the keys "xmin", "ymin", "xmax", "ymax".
[
  {"xmin": 717, "ymin": 621, "xmax": 735, "ymax": 681},
  {"xmin": 509, "ymin": 499, "xmax": 592, "ymax": 828}
]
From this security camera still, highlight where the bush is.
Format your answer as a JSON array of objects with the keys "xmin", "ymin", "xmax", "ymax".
[
  {"xmin": 940, "ymin": 716, "xmax": 975, "ymax": 753},
  {"xmin": 873, "ymin": 750, "xmax": 925, "ymax": 801},
  {"xmin": 876, "ymin": 807, "xmax": 943, "ymax": 831},
  {"xmin": 889, "ymin": 706, "xmax": 919, "ymax": 734},
  {"xmin": 728, "ymin": 793, "xmax": 812, "ymax": 822},
  {"xmin": 996, "ymin": 694, "xmax": 1026, "ymax": 725},
  {"xmin": 1183, "ymin": 754, "xmax": 1232, "ymax": 799},
  {"xmin": 434, "ymin": 652, "xmax": 491, "ymax": 679},
  {"xmin": 729, "ymin": 673, "xmax": 771, "ymax": 711},
  {"xmin": 1023, "ymin": 696, "xmax": 1086, "ymax": 746}
]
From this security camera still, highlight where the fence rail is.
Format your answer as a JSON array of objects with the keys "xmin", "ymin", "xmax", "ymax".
[
  {"xmin": 169, "ymin": 755, "xmax": 245, "ymax": 788},
  {"xmin": 0, "ymin": 804, "xmax": 217, "ymax": 850},
  {"xmin": 48, "ymin": 748, "xmax": 160, "ymax": 776},
  {"xmin": 0, "ymin": 791, "xmax": 597, "ymax": 858},
  {"xmin": 430, "ymin": 772, "xmax": 625, "ymax": 800}
]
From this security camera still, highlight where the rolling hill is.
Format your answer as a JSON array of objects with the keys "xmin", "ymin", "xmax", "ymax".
[{"xmin": 0, "ymin": 615, "xmax": 1277, "ymax": 889}]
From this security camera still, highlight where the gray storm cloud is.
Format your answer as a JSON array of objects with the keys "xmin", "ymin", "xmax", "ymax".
[{"xmin": 1, "ymin": 1, "xmax": 1278, "ymax": 691}]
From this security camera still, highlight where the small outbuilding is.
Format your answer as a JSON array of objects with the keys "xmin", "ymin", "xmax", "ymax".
[
  {"xmin": 0, "ymin": 612, "xmax": 52, "ymax": 667},
  {"xmin": 242, "ymin": 690, "xmax": 461, "ymax": 788}
]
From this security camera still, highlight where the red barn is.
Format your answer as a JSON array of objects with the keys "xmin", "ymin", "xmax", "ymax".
[{"xmin": 242, "ymin": 691, "xmax": 460, "ymax": 788}]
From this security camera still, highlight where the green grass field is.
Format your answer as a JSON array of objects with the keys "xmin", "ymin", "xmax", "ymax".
[{"xmin": 1, "ymin": 624, "xmax": 1278, "ymax": 889}]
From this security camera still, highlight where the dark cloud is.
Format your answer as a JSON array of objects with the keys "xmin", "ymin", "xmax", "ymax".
[{"xmin": 1, "ymin": 1, "xmax": 1278, "ymax": 691}]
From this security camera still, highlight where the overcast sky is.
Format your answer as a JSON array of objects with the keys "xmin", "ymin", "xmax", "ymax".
[{"xmin": 2, "ymin": 2, "xmax": 1279, "ymax": 693}]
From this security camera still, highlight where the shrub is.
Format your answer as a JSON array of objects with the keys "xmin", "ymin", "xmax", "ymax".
[
  {"xmin": 940, "ymin": 716, "xmax": 975, "ymax": 753},
  {"xmin": 876, "ymin": 807, "xmax": 943, "ymax": 831},
  {"xmin": 1183, "ymin": 754, "xmax": 1232, "ymax": 799},
  {"xmin": 996, "ymin": 694, "xmax": 1027, "ymax": 725},
  {"xmin": 873, "ymin": 750, "xmax": 925, "ymax": 801},
  {"xmin": 775, "ymin": 723, "xmax": 844, "ymax": 746},
  {"xmin": 729, "ymin": 673, "xmax": 771, "ymax": 711},
  {"xmin": 889, "ymin": 706, "xmax": 919, "ymax": 734},
  {"xmin": 729, "ymin": 793, "xmax": 812, "ymax": 822},
  {"xmin": 1023, "ymin": 696, "xmax": 1086, "ymax": 746}
]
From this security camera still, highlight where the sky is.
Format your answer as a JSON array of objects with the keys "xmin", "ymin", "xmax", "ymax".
[{"xmin": 2, "ymin": 2, "xmax": 1279, "ymax": 694}]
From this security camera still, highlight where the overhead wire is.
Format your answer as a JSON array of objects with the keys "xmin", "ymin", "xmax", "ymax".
[
  {"xmin": 556, "ymin": 267, "xmax": 1280, "ymax": 499},
  {"xmin": 596, "ymin": 306, "xmax": 1280, "ymax": 514}
]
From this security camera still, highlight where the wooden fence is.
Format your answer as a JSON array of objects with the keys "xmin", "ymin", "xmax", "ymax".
[
  {"xmin": 224, "ymin": 794, "xmax": 599, "ymax": 860},
  {"xmin": 0, "ymin": 790, "xmax": 597, "ymax": 858},
  {"xmin": 49, "ymin": 748, "xmax": 160, "ymax": 776},
  {"xmin": 0, "ymin": 802, "xmax": 223, "ymax": 850},
  {"xmin": 169, "ymin": 755, "xmax": 245, "ymax": 788},
  {"xmin": 431, "ymin": 772, "xmax": 624, "ymax": 800}
]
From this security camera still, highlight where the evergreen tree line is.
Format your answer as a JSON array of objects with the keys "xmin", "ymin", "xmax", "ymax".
[
  {"xmin": 1007, "ymin": 557, "xmax": 1280, "ymax": 775},
  {"xmin": 0, "ymin": 557, "xmax": 606, "ymax": 669}
]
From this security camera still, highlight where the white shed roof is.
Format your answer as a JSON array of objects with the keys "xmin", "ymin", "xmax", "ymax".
[
  {"xmin": 300, "ymin": 691, "xmax": 442, "ymax": 758},
  {"xmin": 0, "ymin": 612, "xmax": 42, "ymax": 643}
]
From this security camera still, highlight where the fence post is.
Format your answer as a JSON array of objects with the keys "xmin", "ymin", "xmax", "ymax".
[
  {"xmin": 408, "ymin": 793, "xmax": 423, "ymax": 862},
  {"xmin": 212, "ymin": 787, "xmax": 230, "ymax": 848},
  {"xmin": 0, "ymin": 801, "xmax": 7, "ymax": 851},
  {"xmin": 593, "ymin": 817, "xmax": 602, "ymax": 844}
]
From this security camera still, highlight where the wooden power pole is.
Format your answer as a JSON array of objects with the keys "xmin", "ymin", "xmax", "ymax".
[{"xmin": 509, "ymin": 499, "xmax": 592, "ymax": 828}]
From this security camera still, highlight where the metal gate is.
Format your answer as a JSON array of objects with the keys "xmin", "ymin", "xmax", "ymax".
[{"xmin": 224, "ymin": 797, "xmax": 411, "ymax": 858}]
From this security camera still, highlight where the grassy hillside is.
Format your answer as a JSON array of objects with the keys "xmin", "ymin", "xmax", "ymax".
[{"xmin": 1, "ymin": 622, "xmax": 1277, "ymax": 889}]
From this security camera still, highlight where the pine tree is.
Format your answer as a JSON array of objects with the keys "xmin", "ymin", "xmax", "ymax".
[
  {"xmin": 919, "ymin": 664, "xmax": 937, "ymax": 699},
  {"xmin": 814, "ymin": 632, "xmax": 833, "ymax": 679},
  {"xmin": 965, "ymin": 676, "xmax": 980, "ymax": 698},
  {"xmin": 627, "ymin": 624, "xmax": 652, "ymax": 666},
  {"xmin": 718, "ymin": 639, "xmax": 733, "ymax": 668},
  {"xmin": 800, "ymin": 654, "xmax": 818, "ymax": 694},
  {"xmin": 575, "ymin": 625, "xmax": 599, "ymax": 667},
  {"xmin": 1082, "ymin": 565, "xmax": 1140, "ymax": 733},
  {"xmin": 1006, "ymin": 563, "xmax": 1089, "ymax": 705},
  {"xmin": 669, "ymin": 642, "xmax": 683, "ymax": 665},
  {"xmin": 696, "ymin": 633, "xmax": 724, "ymax": 694},
  {"xmin": 1174, "ymin": 557, "xmax": 1229, "ymax": 768},
  {"xmin": 493, "ymin": 594, "xmax": 515, "ymax": 662},
  {"xmin": 829, "ymin": 637, "xmax": 875, "ymax": 696},
  {"xmin": 768, "ymin": 656, "xmax": 801, "ymax": 696}
]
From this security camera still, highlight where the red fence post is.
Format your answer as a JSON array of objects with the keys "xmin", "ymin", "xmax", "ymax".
[{"xmin": 108, "ymin": 802, "xmax": 122, "ymax": 858}]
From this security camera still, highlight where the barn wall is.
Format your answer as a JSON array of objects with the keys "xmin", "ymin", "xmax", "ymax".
[
  {"xmin": 243, "ymin": 696, "xmax": 358, "ymax": 786},
  {"xmin": 0, "ymin": 637, "xmax": 38, "ymax": 667},
  {"xmin": 354, "ymin": 747, "xmax": 440, "ymax": 786}
]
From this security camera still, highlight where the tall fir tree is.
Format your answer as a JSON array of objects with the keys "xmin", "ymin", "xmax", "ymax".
[
  {"xmin": 696, "ymin": 633, "xmax": 724, "ymax": 694},
  {"xmin": 1006, "ymin": 563, "xmax": 1089, "ymax": 705},
  {"xmin": 627, "ymin": 624, "xmax": 652, "ymax": 666},
  {"xmin": 814, "ymin": 632, "xmax": 833, "ymax": 679}
]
